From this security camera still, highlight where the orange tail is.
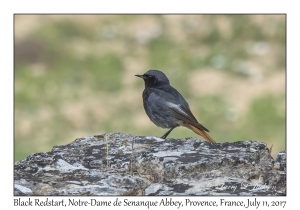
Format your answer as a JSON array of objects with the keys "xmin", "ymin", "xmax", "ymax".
[{"xmin": 187, "ymin": 124, "xmax": 216, "ymax": 143}]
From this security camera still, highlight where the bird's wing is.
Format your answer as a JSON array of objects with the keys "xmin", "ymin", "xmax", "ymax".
[{"xmin": 166, "ymin": 102, "xmax": 210, "ymax": 132}]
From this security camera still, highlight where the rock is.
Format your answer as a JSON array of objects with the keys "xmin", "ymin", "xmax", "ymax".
[
  {"xmin": 274, "ymin": 151, "xmax": 286, "ymax": 171},
  {"xmin": 14, "ymin": 133, "xmax": 286, "ymax": 195}
]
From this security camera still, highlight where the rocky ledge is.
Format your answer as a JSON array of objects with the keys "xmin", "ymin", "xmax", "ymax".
[{"xmin": 14, "ymin": 133, "xmax": 286, "ymax": 196}]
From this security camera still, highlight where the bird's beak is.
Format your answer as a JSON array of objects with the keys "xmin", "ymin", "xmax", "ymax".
[{"xmin": 135, "ymin": 74, "xmax": 144, "ymax": 79}]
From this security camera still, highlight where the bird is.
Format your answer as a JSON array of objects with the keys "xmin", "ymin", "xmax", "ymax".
[{"xmin": 135, "ymin": 69, "xmax": 216, "ymax": 143}]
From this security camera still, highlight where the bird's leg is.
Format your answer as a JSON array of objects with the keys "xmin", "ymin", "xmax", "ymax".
[{"xmin": 161, "ymin": 125, "xmax": 179, "ymax": 139}]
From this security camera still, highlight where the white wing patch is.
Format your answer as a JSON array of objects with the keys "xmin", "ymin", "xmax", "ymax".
[
  {"xmin": 165, "ymin": 101, "xmax": 190, "ymax": 120},
  {"xmin": 166, "ymin": 102, "xmax": 184, "ymax": 113}
]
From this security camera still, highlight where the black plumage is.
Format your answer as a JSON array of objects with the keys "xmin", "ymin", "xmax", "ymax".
[{"xmin": 135, "ymin": 70, "xmax": 215, "ymax": 142}]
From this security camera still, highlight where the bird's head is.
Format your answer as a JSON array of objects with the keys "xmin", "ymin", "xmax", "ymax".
[{"xmin": 135, "ymin": 70, "xmax": 170, "ymax": 88}]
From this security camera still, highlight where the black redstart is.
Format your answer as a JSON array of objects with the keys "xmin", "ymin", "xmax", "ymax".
[{"xmin": 135, "ymin": 70, "xmax": 216, "ymax": 143}]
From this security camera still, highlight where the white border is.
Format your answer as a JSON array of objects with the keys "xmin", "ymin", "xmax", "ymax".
[{"xmin": 2, "ymin": 0, "xmax": 299, "ymax": 209}]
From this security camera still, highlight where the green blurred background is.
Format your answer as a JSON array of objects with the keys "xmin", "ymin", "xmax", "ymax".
[{"xmin": 14, "ymin": 14, "xmax": 285, "ymax": 162}]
